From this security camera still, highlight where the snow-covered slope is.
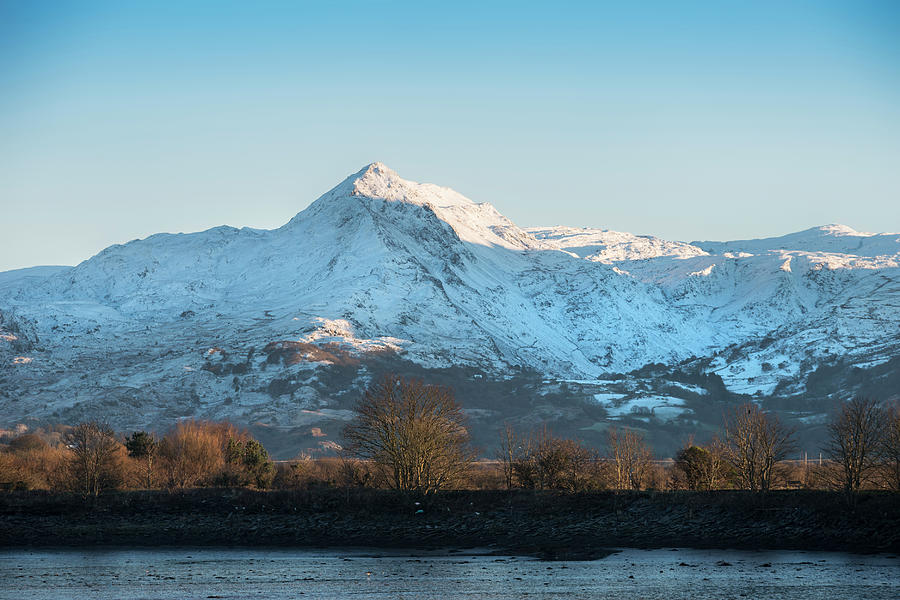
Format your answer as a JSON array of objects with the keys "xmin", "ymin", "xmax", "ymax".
[
  {"xmin": 1, "ymin": 163, "xmax": 898, "ymax": 452},
  {"xmin": 528, "ymin": 226, "xmax": 708, "ymax": 262},
  {"xmin": 694, "ymin": 224, "xmax": 900, "ymax": 258}
]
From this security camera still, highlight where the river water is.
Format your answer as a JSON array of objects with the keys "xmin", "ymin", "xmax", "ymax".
[{"xmin": 0, "ymin": 547, "xmax": 897, "ymax": 599}]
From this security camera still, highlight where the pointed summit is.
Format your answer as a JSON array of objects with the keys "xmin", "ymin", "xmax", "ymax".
[
  {"xmin": 282, "ymin": 162, "xmax": 409, "ymax": 227},
  {"xmin": 326, "ymin": 162, "xmax": 474, "ymax": 210},
  {"xmin": 284, "ymin": 163, "xmax": 546, "ymax": 251},
  {"xmin": 348, "ymin": 162, "xmax": 407, "ymax": 201},
  {"xmin": 357, "ymin": 161, "xmax": 397, "ymax": 179}
]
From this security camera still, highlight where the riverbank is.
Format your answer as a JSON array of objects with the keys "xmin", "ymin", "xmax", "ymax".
[{"xmin": 1, "ymin": 489, "xmax": 898, "ymax": 556}]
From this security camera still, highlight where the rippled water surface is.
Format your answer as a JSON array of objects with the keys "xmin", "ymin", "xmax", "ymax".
[{"xmin": 1, "ymin": 547, "xmax": 897, "ymax": 599}]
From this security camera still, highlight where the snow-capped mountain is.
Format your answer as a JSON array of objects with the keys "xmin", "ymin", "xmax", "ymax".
[{"xmin": 2, "ymin": 163, "xmax": 898, "ymax": 455}]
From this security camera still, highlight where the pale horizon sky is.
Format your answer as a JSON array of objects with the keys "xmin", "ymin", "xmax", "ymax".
[{"xmin": 2, "ymin": 1, "xmax": 899, "ymax": 272}]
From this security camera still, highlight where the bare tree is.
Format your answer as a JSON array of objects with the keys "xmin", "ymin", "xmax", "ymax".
[
  {"xmin": 337, "ymin": 450, "xmax": 373, "ymax": 489},
  {"xmin": 506, "ymin": 427, "xmax": 599, "ymax": 491},
  {"xmin": 703, "ymin": 437, "xmax": 731, "ymax": 490},
  {"xmin": 496, "ymin": 423, "xmax": 517, "ymax": 490},
  {"xmin": 67, "ymin": 422, "xmax": 122, "ymax": 496},
  {"xmin": 534, "ymin": 425, "xmax": 569, "ymax": 490},
  {"xmin": 722, "ymin": 404, "xmax": 795, "ymax": 491},
  {"xmin": 510, "ymin": 431, "xmax": 539, "ymax": 489},
  {"xmin": 557, "ymin": 438, "xmax": 597, "ymax": 492},
  {"xmin": 826, "ymin": 396, "xmax": 886, "ymax": 493},
  {"xmin": 607, "ymin": 427, "xmax": 652, "ymax": 490},
  {"xmin": 343, "ymin": 375, "xmax": 475, "ymax": 495},
  {"xmin": 883, "ymin": 403, "xmax": 900, "ymax": 491}
]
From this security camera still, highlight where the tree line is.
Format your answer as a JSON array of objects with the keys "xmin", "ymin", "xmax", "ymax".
[
  {"xmin": 0, "ymin": 420, "xmax": 276, "ymax": 495},
  {"xmin": 346, "ymin": 377, "xmax": 900, "ymax": 495},
  {"xmin": 2, "ymin": 377, "xmax": 898, "ymax": 496},
  {"xmin": 493, "ymin": 403, "xmax": 791, "ymax": 493}
]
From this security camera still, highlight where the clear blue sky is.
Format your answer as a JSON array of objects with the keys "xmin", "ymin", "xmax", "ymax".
[{"xmin": 2, "ymin": 0, "xmax": 899, "ymax": 271}]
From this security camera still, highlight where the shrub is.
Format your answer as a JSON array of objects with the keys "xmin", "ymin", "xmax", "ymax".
[
  {"xmin": 222, "ymin": 438, "xmax": 275, "ymax": 489},
  {"xmin": 8, "ymin": 433, "xmax": 48, "ymax": 453},
  {"xmin": 672, "ymin": 442, "xmax": 728, "ymax": 490},
  {"xmin": 158, "ymin": 420, "xmax": 243, "ymax": 488}
]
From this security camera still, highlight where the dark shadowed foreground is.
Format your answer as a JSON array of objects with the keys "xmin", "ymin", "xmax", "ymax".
[{"xmin": 1, "ymin": 490, "xmax": 899, "ymax": 555}]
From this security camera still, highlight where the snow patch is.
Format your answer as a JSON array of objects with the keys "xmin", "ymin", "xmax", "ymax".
[
  {"xmin": 528, "ymin": 226, "xmax": 707, "ymax": 262},
  {"xmin": 593, "ymin": 392, "xmax": 627, "ymax": 403},
  {"xmin": 603, "ymin": 395, "xmax": 689, "ymax": 421},
  {"xmin": 780, "ymin": 257, "xmax": 792, "ymax": 272},
  {"xmin": 666, "ymin": 381, "xmax": 708, "ymax": 395},
  {"xmin": 301, "ymin": 318, "xmax": 407, "ymax": 355}
]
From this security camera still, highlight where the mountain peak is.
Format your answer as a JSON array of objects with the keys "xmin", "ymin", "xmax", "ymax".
[
  {"xmin": 349, "ymin": 162, "xmax": 405, "ymax": 199},
  {"xmin": 284, "ymin": 163, "xmax": 544, "ymax": 251},
  {"xmin": 354, "ymin": 161, "xmax": 399, "ymax": 183},
  {"xmin": 335, "ymin": 163, "xmax": 479, "ymax": 212},
  {"xmin": 361, "ymin": 161, "xmax": 395, "ymax": 176}
]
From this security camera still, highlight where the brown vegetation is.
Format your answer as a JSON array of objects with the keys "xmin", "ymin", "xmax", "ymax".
[
  {"xmin": 263, "ymin": 340, "xmax": 361, "ymax": 367},
  {"xmin": 1, "ymin": 420, "xmax": 275, "ymax": 495},
  {"xmin": 2, "ymin": 387, "xmax": 900, "ymax": 496},
  {"xmin": 158, "ymin": 420, "xmax": 243, "ymax": 488},
  {"xmin": 0, "ymin": 442, "xmax": 69, "ymax": 491}
]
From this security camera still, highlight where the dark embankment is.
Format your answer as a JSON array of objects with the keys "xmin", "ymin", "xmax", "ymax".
[{"xmin": 1, "ymin": 489, "xmax": 898, "ymax": 556}]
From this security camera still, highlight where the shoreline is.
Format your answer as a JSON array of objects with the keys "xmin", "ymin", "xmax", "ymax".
[{"xmin": 2, "ymin": 489, "xmax": 898, "ymax": 556}]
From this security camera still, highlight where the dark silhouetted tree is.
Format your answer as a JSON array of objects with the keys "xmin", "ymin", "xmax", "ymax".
[
  {"xmin": 884, "ymin": 403, "xmax": 900, "ymax": 491},
  {"xmin": 826, "ymin": 396, "xmax": 886, "ymax": 493},
  {"xmin": 496, "ymin": 423, "xmax": 518, "ymax": 490}
]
